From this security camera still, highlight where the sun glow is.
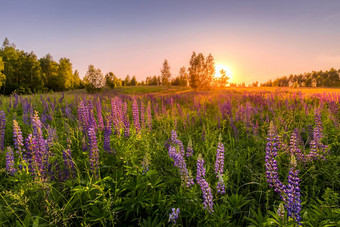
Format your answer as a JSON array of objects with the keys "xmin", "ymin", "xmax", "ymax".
[{"xmin": 215, "ymin": 64, "xmax": 232, "ymax": 80}]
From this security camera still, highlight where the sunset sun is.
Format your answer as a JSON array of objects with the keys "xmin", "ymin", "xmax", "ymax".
[{"xmin": 215, "ymin": 64, "xmax": 232, "ymax": 80}]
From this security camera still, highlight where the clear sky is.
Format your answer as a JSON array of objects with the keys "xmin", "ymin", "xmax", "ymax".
[{"xmin": 1, "ymin": 0, "xmax": 340, "ymax": 84}]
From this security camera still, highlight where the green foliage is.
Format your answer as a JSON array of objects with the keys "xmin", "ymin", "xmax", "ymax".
[
  {"xmin": 0, "ymin": 38, "xmax": 81, "ymax": 94},
  {"xmin": 161, "ymin": 59, "xmax": 171, "ymax": 86},
  {"xmin": 0, "ymin": 56, "xmax": 5, "ymax": 87},
  {"xmin": 0, "ymin": 87, "xmax": 339, "ymax": 226},
  {"xmin": 105, "ymin": 72, "xmax": 121, "ymax": 88},
  {"xmin": 261, "ymin": 67, "xmax": 340, "ymax": 88},
  {"xmin": 188, "ymin": 52, "xmax": 215, "ymax": 91},
  {"xmin": 83, "ymin": 65, "xmax": 104, "ymax": 93}
]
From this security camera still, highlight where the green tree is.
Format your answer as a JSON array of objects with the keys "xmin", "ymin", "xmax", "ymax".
[
  {"xmin": 124, "ymin": 75, "xmax": 131, "ymax": 86},
  {"xmin": 83, "ymin": 65, "xmax": 104, "ymax": 93},
  {"xmin": 178, "ymin": 66, "xmax": 188, "ymax": 86},
  {"xmin": 39, "ymin": 54, "xmax": 59, "ymax": 90},
  {"xmin": 105, "ymin": 72, "xmax": 116, "ymax": 88},
  {"xmin": 203, "ymin": 54, "xmax": 215, "ymax": 89},
  {"xmin": 217, "ymin": 69, "xmax": 230, "ymax": 87},
  {"xmin": 71, "ymin": 70, "xmax": 82, "ymax": 89},
  {"xmin": 188, "ymin": 52, "xmax": 204, "ymax": 91},
  {"xmin": 130, "ymin": 75, "xmax": 137, "ymax": 86},
  {"xmin": 57, "ymin": 58, "xmax": 73, "ymax": 90},
  {"xmin": 161, "ymin": 59, "xmax": 171, "ymax": 86},
  {"xmin": 0, "ymin": 57, "xmax": 5, "ymax": 88}
]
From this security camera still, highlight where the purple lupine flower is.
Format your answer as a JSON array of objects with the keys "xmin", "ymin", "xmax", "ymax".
[
  {"xmin": 216, "ymin": 174, "xmax": 225, "ymax": 194},
  {"xmin": 186, "ymin": 139, "xmax": 194, "ymax": 157},
  {"xmin": 78, "ymin": 101, "xmax": 89, "ymax": 134},
  {"xmin": 215, "ymin": 136, "xmax": 225, "ymax": 177},
  {"xmin": 103, "ymin": 116, "xmax": 112, "ymax": 153},
  {"xmin": 25, "ymin": 134, "xmax": 36, "ymax": 174},
  {"xmin": 196, "ymin": 154, "xmax": 214, "ymax": 213},
  {"xmin": 132, "ymin": 97, "xmax": 140, "ymax": 133},
  {"xmin": 169, "ymin": 208, "xmax": 180, "ymax": 224},
  {"xmin": 6, "ymin": 147, "xmax": 16, "ymax": 175},
  {"xmin": 31, "ymin": 111, "xmax": 49, "ymax": 180},
  {"xmin": 46, "ymin": 125, "xmax": 57, "ymax": 150},
  {"xmin": 96, "ymin": 98, "xmax": 104, "ymax": 130},
  {"xmin": 202, "ymin": 128, "xmax": 206, "ymax": 142},
  {"xmin": 168, "ymin": 130, "xmax": 185, "ymax": 157},
  {"xmin": 277, "ymin": 203, "xmax": 285, "ymax": 220},
  {"xmin": 168, "ymin": 145, "xmax": 194, "ymax": 187},
  {"xmin": 122, "ymin": 102, "xmax": 130, "ymax": 137},
  {"xmin": 88, "ymin": 127, "xmax": 100, "ymax": 178},
  {"xmin": 285, "ymin": 156, "xmax": 301, "ymax": 225},
  {"xmin": 141, "ymin": 153, "xmax": 150, "ymax": 174},
  {"xmin": 111, "ymin": 97, "xmax": 120, "ymax": 135},
  {"xmin": 87, "ymin": 100, "xmax": 98, "ymax": 131},
  {"xmin": 23, "ymin": 99, "xmax": 32, "ymax": 125},
  {"xmin": 140, "ymin": 101, "xmax": 145, "ymax": 129},
  {"xmin": 289, "ymin": 132, "xmax": 305, "ymax": 162},
  {"xmin": 13, "ymin": 120, "xmax": 24, "ymax": 159},
  {"xmin": 64, "ymin": 106, "xmax": 72, "ymax": 119},
  {"xmin": 196, "ymin": 154, "xmax": 206, "ymax": 184},
  {"xmin": 0, "ymin": 111, "xmax": 6, "ymax": 151},
  {"xmin": 147, "ymin": 101, "xmax": 152, "ymax": 131},
  {"xmin": 265, "ymin": 122, "xmax": 286, "ymax": 195},
  {"xmin": 63, "ymin": 148, "xmax": 75, "ymax": 180}
]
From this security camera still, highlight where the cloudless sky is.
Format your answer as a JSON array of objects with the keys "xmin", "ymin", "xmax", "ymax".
[{"xmin": 1, "ymin": 0, "xmax": 340, "ymax": 84}]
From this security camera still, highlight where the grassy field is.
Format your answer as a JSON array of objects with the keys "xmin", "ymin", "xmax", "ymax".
[{"xmin": 0, "ymin": 86, "xmax": 339, "ymax": 226}]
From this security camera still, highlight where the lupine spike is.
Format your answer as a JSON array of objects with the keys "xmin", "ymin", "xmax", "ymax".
[
  {"xmin": 88, "ymin": 127, "xmax": 100, "ymax": 178},
  {"xmin": 0, "ymin": 111, "xmax": 6, "ymax": 151},
  {"xmin": 6, "ymin": 147, "xmax": 16, "ymax": 175}
]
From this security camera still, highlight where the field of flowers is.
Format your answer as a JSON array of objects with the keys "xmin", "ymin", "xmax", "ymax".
[{"xmin": 0, "ymin": 88, "xmax": 339, "ymax": 226}]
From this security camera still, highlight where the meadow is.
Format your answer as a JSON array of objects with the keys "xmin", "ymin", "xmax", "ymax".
[{"xmin": 0, "ymin": 87, "xmax": 339, "ymax": 226}]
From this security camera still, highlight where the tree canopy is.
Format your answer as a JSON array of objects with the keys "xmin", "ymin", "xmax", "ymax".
[
  {"xmin": 83, "ymin": 65, "xmax": 105, "ymax": 93},
  {"xmin": 188, "ymin": 52, "xmax": 215, "ymax": 91},
  {"xmin": 161, "ymin": 59, "xmax": 171, "ymax": 86},
  {"xmin": 0, "ymin": 38, "xmax": 82, "ymax": 94},
  {"xmin": 261, "ymin": 68, "xmax": 340, "ymax": 88}
]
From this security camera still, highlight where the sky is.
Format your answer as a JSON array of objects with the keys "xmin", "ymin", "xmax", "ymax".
[{"xmin": 1, "ymin": 0, "xmax": 340, "ymax": 84}]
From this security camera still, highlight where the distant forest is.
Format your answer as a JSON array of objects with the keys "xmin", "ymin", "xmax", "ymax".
[
  {"xmin": 260, "ymin": 68, "xmax": 340, "ymax": 88},
  {"xmin": 1, "ymin": 37, "xmax": 340, "ymax": 95},
  {"xmin": 0, "ymin": 38, "xmax": 83, "ymax": 95}
]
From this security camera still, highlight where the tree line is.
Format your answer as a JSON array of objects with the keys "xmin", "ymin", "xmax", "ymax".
[
  {"xmin": 0, "ymin": 38, "xmax": 83, "ymax": 94},
  {"xmin": 0, "ymin": 38, "xmax": 231, "ymax": 94},
  {"xmin": 261, "ymin": 68, "xmax": 340, "ymax": 88},
  {"xmin": 84, "ymin": 51, "xmax": 231, "ymax": 92}
]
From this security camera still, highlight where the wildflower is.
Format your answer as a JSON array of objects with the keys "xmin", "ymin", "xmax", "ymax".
[
  {"xmin": 0, "ymin": 111, "xmax": 6, "ymax": 151},
  {"xmin": 215, "ymin": 135, "xmax": 225, "ymax": 176},
  {"xmin": 216, "ymin": 174, "xmax": 225, "ymax": 194},
  {"xmin": 88, "ymin": 127, "xmax": 100, "ymax": 178},
  {"xmin": 140, "ymin": 101, "xmax": 145, "ymax": 129},
  {"xmin": 168, "ymin": 145, "xmax": 194, "ymax": 187},
  {"xmin": 122, "ymin": 102, "xmax": 130, "ymax": 137},
  {"xmin": 196, "ymin": 154, "xmax": 206, "ymax": 184},
  {"xmin": 277, "ymin": 203, "xmax": 285, "ymax": 220},
  {"xmin": 96, "ymin": 98, "xmax": 104, "ymax": 130},
  {"xmin": 147, "ymin": 101, "xmax": 152, "ymax": 131},
  {"xmin": 6, "ymin": 147, "xmax": 16, "ymax": 175},
  {"xmin": 186, "ymin": 138, "xmax": 194, "ymax": 157},
  {"xmin": 265, "ymin": 122, "xmax": 285, "ymax": 194},
  {"xmin": 196, "ymin": 154, "xmax": 214, "ymax": 213},
  {"xmin": 13, "ymin": 120, "xmax": 24, "ymax": 159},
  {"xmin": 132, "ymin": 97, "xmax": 140, "ymax": 133},
  {"xmin": 63, "ymin": 148, "xmax": 75, "ymax": 180},
  {"xmin": 285, "ymin": 155, "xmax": 301, "ymax": 225},
  {"xmin": 103, "ymin": 116, "xmax": 112, "ymax": 153},
  {"xmin": 141, "ymin": 153, "xmax": 150, "ymax": 174},
  {"xmin": 169, "ymin": 208, "xmax": 180, "ymax": 224}
]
